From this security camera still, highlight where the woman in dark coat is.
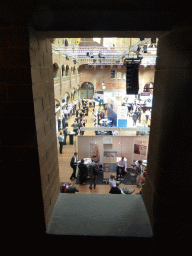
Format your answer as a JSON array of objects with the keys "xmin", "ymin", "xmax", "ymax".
[{"xmin": 78, "ymin": 159, "xmax": 88, "ymax": 185}]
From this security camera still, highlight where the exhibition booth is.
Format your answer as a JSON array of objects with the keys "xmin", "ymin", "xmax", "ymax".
[{"xmin": 78, "ymin": 134, "xmax": 148, "ymax": 182}]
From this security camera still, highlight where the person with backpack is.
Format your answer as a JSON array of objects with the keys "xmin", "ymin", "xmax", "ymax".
[
  {"xmin": 88, "ymin": 157, "xmax": 99, "ymax": 190},
  {"xmin": 70, "ymin": 152, "xmax": 78, "ymax": 180}
]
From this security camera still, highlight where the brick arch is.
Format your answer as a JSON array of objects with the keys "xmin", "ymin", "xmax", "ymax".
[
  {"xmin": 66, "ymin": 65, "xmax": 69, "ymax": 75},
  {"xmin": 55, "ymin": 99, "xmax": 60, "ymax": 107},
  {"xmin": 61, "ymin": 64, "xmax": 65, "ymax": 76},
  {"xmin": 80, "ymin": 81, "xmax": 94, "ymax": 89}
]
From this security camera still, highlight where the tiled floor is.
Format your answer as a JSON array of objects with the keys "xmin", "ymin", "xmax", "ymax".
[{"xmin": 57, "ymin": 102, "xmax": 149, "ymax": 194}]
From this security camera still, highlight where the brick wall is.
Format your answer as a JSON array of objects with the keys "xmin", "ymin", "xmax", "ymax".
[
  {"xmin": 29, "ymin": 34, "xmax": 60, "ymax": 227},
  {"xmin": 78, "ymin": 65, "xmax": 154, "ymax": 92}
]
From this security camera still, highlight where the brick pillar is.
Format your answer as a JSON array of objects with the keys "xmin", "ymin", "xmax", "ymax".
[
  {"xmin": 0, "ymin": 26, "xmax": 46, "ymax": 234},
  {"xmin": 29, "ymin": 32, "xmax": 60, "ymax": 228},
  {"xmin": 142, "ymin": 26, "xmax": 192, "ymax": 243}
]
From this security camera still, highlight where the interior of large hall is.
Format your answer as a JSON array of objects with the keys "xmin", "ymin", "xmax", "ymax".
[{"xmin": 54, "ymin": 37, "xmax": 156, "ymax": 195}]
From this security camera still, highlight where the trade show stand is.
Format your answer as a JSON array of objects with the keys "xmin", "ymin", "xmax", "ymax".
[{"xmin": 78, "ymin": 135, "xmax": 149, "ymax": 179}]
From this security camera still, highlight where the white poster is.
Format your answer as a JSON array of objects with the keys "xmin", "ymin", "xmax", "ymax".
[{"xmin": 118, "ymin": 106, "xmax": 127, "ymax": 119}]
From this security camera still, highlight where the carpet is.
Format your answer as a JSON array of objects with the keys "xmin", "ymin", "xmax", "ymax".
[
  {"xmin": 75, "ymin": 169, "xmax": 137, "ymax": 186},
  {"xmin": 47, "ymin": 194, "xmax": 153, "ymax": 237}
]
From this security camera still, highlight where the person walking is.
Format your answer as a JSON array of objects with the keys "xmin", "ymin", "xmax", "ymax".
[
  {"xmin": 58, "ymin": 132, "xmax": 64, "ymax": 154},
  {"xmin": 88, "ymin": 157, "xmax": 99, "ymax": 189},
  {"xmin": 70, "ymin": 152, "xmax": 78, "ymax": 180}
]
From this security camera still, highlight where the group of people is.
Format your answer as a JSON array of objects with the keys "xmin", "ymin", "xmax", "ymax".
[
  {"xmin": 57, "ymin": 98, "xmax": 92, "ymax": 153},
  {"xmin": 129, "ymin": 107, "xmax": 151, "ymax": 126},
  {"xmin": 70, "ymin": 153, "xmax": 99, "ymax": 190},
  {"xmin": 68, "ymin": 153, "xmax": 146, "ymax": 194}
]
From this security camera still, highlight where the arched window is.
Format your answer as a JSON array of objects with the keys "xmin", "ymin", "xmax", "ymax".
[
  {"xmin": 61, "ymin": 65, "xmax": 65, "ymax": 77},
  {"xmin": 66, "ymin": 65, "xmax": 69, "ymax": 76},
  {"xmin": 81, "ymin": 82, "xmax": 94, "ymax": 89}
]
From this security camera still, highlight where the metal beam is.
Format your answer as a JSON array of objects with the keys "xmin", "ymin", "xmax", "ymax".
[{"xmin": 80, "ymin": 126, "xmax": 150, "ymax": 132}]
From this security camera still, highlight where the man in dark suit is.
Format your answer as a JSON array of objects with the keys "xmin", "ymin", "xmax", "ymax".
[
  {"xmin": 63, "ymin": 127, "xmax": 68, "ymax": 145},
  {"xmin": 61, "ymin": 115, "xmax": 65, "ymax": 129},
  {"xmin": 78, "ymin": 159, "xmax": 88, "ymax": 185},
  {"xmin": 70, "ymin": 152, "xmax": 78, "ymax": 180},
  {"xmin": 88, "ymin": 157, "xmax": 99, "ymax": 189},
  {"xmin": 100, "ymin": 111, "xmax": 105, "ymax": 119}
]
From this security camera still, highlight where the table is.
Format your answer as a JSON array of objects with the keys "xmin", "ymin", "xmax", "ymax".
[{"xmin": 67, "ymin": 132, "xmax": 76, "ymax": 145}]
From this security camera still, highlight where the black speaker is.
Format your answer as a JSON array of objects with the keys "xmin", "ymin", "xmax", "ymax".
[
  {"xmin": 111, "ymin": 69, "xmax": 115, "ymax": 78},
  {"xmin": 151, "ymin": 38, "xmax": 156, "ymax": 44},
  {"xmin": 126, "ymin": 63, "xmax": 139, "ymax": 95},
  {"xmin": 143, "ymin": 45, "xmax": 147, "ymax": 53}
]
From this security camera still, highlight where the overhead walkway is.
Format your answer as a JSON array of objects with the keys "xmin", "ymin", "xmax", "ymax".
[{"xmin": 46, "ymin": 194, "xmax": 153, "ymax": 237}]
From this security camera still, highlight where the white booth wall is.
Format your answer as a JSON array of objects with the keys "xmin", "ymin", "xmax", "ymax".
[{"xmin": 78, "ymin": 135, "xmax": 149, "ymax": 167}]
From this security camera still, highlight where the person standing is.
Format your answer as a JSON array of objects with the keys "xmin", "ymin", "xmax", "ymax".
[
  {"xmin": 58, "ymin": 117, "xmax": 61, "ymax": 131},
  {"xmin": 138, "ymin": 109, "xmax": 143, "ymax": 123},
  {"xmin": 78, "ymin": 159, "xmax": 88, "ymax": 185},
  {"xmin": 70, "ymin": 152, "xmax": 78, "ymax": 180},
  {"xmin": 61, "ymin": 115, "xmax": 65, "ymax": 129},
  {"xmin": 63, "ymin": 126, "xmax": 68, "ymax": 145},
  {"xmin": 116, "ymin": 156, "xmax": 127, "ymax": 179},
  {"xmin": 75, "ymin": 108, "xmax": 79, "ymax": 118},
  {"xmin": 78, "ymin": 100, "xmax": 81, "ymax": 109},
  {"xmin": 89, "ymin": 99, "xmax": 92, "ymax": 107},
  {"xmin": 82, "ymin": 115, "xmax": 87, "ymax": 127},
  {"xmin": 132, "ymin": 112, "xmax": 138, "ymax": 126},
  {"xmin": 136, "ymin": 160, "xmax": 143, "ymax": 187},
  {"xmin": 145, "ymin": 109, "xmax": 150, "ymax": 122},
  {"xmin": 58, "ymin": 132, "xmax": 64, "ymax": 154},
  {"xmin": 88, "ymin": 158, "xmax": 99, "ymax": 189}
]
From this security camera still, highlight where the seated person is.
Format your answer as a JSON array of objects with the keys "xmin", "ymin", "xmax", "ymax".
[
  {"xmin": 136, "ymin": 170, "xmax": 146, "ymax": 188},
  {"xmin": 109, "ymin": 174, "xmax": 117, "ymax": 188},
  {"xmin": 136, "ymin": 172, "xmax": 146, "ymax": 194},
  {"xmin": 116, "ymin": 156, "xmax": 127, "ymax": 179},
  {"xmin": 78, "ymin": 159, "xmax": 88, "ymax": 185},
  {"xmin": 109, "ymin": 181, "xmax": 135, "ymax": 195},
  {"xmin": 61, "ymin": 182, "xmax": 79, "ymax": 193},
  {"xmin": 71, "ymin": 121, "xmax": 79, "ymax": 135}
]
